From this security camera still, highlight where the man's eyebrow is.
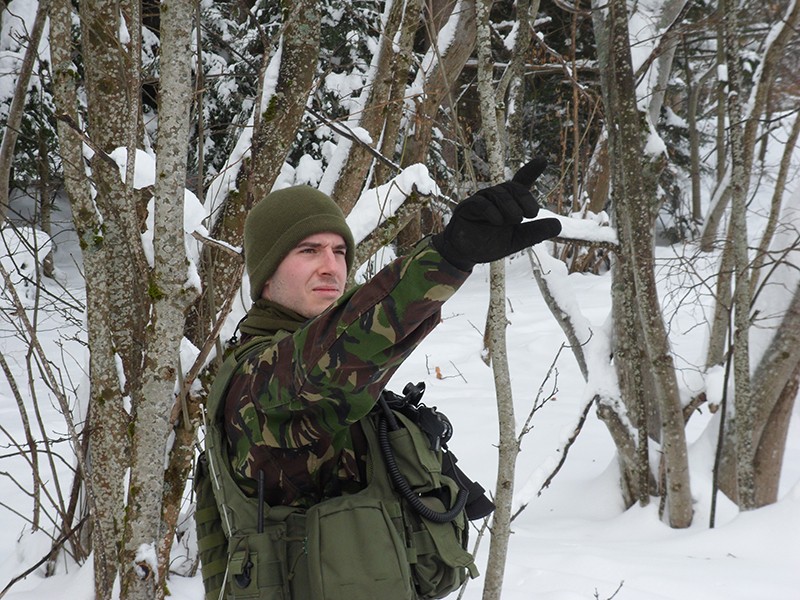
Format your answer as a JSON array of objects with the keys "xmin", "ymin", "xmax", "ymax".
[
  {"xmin": 296, "ymin": 241, "xmax": 322, "ymax": 249},
  {"xmin": 295, "ymin": 241, "xmax": 347, "ymax": 250}
]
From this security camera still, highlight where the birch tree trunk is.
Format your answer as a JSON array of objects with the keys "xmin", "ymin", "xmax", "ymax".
[
  {"xmin": 591, "ymin": 0, "xmax": 693, "ymax": 528},
  {"xmin": 475, "ymin": 1, "xmax": 519, "ymax": 597},
  {"xmin": 0, "ymin": 0, "xmax": 49, "ymax": 226},
  {"xmin": 720, "ymin": 0, "xmax": 755, "ymax": 511},
  {"xmin": 186, "ymin": 0, "xmax": 321, "ymax": 346},
  {"xmin": 119, "ymin": 0, "xmax": 195, "ymax": 597},
  {"xmin": 76, "ymin": 0, "xmax": 149, "ymax": 593}
]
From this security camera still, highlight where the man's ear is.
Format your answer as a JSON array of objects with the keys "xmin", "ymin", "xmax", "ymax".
[{"xmin": 260, "ymin": 281, "xmax": 271, "ymax": 300}]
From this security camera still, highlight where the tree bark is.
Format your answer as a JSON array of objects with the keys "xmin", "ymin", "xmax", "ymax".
[
  {"xmin": 591, "ymin": 0, "xmax": 651, "ymax": 509},
  {"xmin": 699, "ymin": 0, "xmax": 800, "ymax": 251},
  {"xmin": 687, "ymin": 64, "xmax": 715, "ymax": 223},
  {"xmin": 719, "ymin": 277, "xmax": 800, "ymax": 503},
  {"xmin": 375, "ymin": 0, "xmax": 423, "ymax": 186},
  {"xmin": 186, "ymin": 0, "xmax": 320, "ymax": 348},
  {"xmin": 51, "ymin": 0, "xmax": 135, "ymax": 594},
  {"xmin": 118, "ymin": 0, "xmax": 196, "ymax": 597},
  {"xmin": 402, "ymin": 0, "xmax": 477, "ymax": 169},
  {"xmin": 749, "ymin": 112, "xmax": 800, "ymax": 294},
  {"xmin": 592, "ymin": 0, "xmax": 693, "ymax": 527},
  {"xmin": 705, "ymin": 238, "xmax": 733, "ymax": 368},
  {"xmin": 397, "ymin": 0, "xmax": 477, "ymax": 251},
  {"xmin": 753, "ymin": 362, "xmax": 799, "ymax": 506},
  {"xmin": 475, "ymin": 0, "xmax": 523, "ymax": 597},
  {"xmin": 481, "ymin": 261, "xmax": 517, "ymax": 600},
  {"xmin": 327, "ymin": 0, "xmax": 418, "ymax": 212},
  {"xmin": 0, "ymin": 0, "xmax": 50, "ymax": 226},
  {"xmin": 720, "ymin": 0, "xmax": 755, "ymax": 510},
  {"xmin": 80, "ymin": 0, "xmax": 150, "ymax": 385}
]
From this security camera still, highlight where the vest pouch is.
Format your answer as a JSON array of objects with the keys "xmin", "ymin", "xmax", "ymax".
[
  {"xmin": 381, "ymin": 412, "xmax": 477, "ymax": 599},
  {"xmin": 304, "ymin": 495, "xmax": 415, "ymax": 600},
  {"xmin": 405, "ymin": 495, "xmax": 476, "ymax": 599},
  {"xmin": 226, "ymin": 522, "xmax": 289, "ymax": 600},
  {"xmin": 387, "ymin": 418, "xmax": 442, "ymax": 492},
  {"xmin": 195, "ymin": 452, "xmax": 230, "ymax": 600}
]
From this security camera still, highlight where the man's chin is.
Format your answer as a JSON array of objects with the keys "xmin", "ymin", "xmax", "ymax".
[{"xmin": 303, "ymin": 297, "xmax": 340, "ymax": 319}]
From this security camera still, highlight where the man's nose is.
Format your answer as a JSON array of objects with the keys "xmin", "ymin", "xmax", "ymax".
[{"xmin": 318, "ymin": 248, "xmax": 339, "ymax": 272}]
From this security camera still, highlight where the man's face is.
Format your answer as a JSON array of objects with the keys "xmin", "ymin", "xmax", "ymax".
[{"xmin": 262, "ymin": 232, "xmax": 348, "ymax": 318}]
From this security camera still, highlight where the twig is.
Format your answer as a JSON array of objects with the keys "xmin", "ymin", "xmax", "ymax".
[
  {"xmin": 551, "ymin": 0, "xmax": 591, "ymax": 17},
  {"xmin": 448, "ymin": 361, "xmax": 468, "ymax": 384},
  {"xmin": 518, "ymin": 344, "xmax": 564, "ymax": 441},
  {"xmin": 633, "ymin": 0, "xmax": 696, "ymax": 87},
  {"xmin": 0, "ymin": 263, "xmax": 95, "ymax": 515},
  {"xmin": 191, "ymin": 230, "xmax": 243, "ymax": 259},
  {"xmin": 537, "ymin": 395, "xmax": 596, "ymax": 497},
  {"xmin": 550, "ymin": 234, "xmax": 619, "ymax": 254},
  {"xmin": 305, "ymin": 106, "xmax": 400, "ymax": 173},
  {"xmin": 595, "ymin": 580, "xmax": 625, "ymax": 600},
  {"xmin": 351, "ymin": 189, "xmax": 432, "ymax": 276},
  {"xmin": 682, "ymin": 392, "xmax": 707, "ymax": 424},
  {"xmin": 53, "ymin": 113, "xmax": 118, "ymax": 170},
  {"xmin": 456, "ymin": 517, "xmax": 491, "ymax": 600},
  {"xmin": 528, "ymin": 28, "xmax": 594, "ymax": 102}
]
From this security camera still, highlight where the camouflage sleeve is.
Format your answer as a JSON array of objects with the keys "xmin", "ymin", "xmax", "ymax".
[{"xmin": 226, "ymin": 238, "xmax": 470, "ymax": 501}]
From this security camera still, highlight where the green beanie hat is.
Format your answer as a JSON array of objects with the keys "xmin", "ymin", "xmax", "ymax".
[{"xmin": 244, "ymin": 185, "xmax": 355, "ymax": 301}]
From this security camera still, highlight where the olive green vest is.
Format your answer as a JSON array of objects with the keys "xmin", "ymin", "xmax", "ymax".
[{"xmin": 195, "ymin": 337, "xmax": 478, "ymax": 600}]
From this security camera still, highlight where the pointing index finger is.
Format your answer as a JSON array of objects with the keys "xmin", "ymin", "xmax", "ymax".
[{"xmin": 511, "ymin": 157, "xmax": 547, "ymax": 188}]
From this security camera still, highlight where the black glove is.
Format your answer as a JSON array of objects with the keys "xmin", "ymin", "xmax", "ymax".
[{"xmin": 432, "ymin": 158, "xmax": 562, "ymax": 271}]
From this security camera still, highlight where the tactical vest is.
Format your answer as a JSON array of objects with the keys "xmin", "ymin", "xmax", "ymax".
[{"xmin": 195, "ymin": 336, "xmax": 491, "ymax": 600}]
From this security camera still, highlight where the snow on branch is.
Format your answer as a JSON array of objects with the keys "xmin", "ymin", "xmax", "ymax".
[
  {"xmin": 346, "ymin": 163, "xmax": 439, "ymax": 245},
  {"xmin": 108, "ymin": 147, "xmax": 209, "ymax": 292},
  {"xmin": 541, "ymin": 209, "xmax": 619, "ymax": 251}
]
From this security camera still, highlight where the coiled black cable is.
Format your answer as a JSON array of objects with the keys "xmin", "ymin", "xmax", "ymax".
[{"xmin": 377, "ymin": 410, "xmax": 469, "ymax": 523}]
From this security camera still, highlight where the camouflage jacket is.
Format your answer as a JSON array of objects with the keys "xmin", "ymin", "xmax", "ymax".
[{"xmin": 223, "ymin": 238, "xmax": 470, "ymax": 509}]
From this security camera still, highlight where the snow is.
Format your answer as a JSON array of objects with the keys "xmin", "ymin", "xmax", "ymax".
[
  {"xmin": 346, "ymin": 163, "xmax": 439, "ymax": 244},
  {"xmin": 0, "ymin": 226, "xmax": 52, "ymax": 304},
  {"xmin": 133, "ymin": 543, "xmax": 158, "ymax": 580},
  {"xmin": 644, "ymin": 126, "xmax": 668, "ymax": 157},
  {"xmin": 417, "ymin": 0, "xmax": 461, "ymax": 77},
  {"xmin": 109, "ymin": 147, "xmax": 208, "ymax": 293},
  {"xmin": 3, "ymin": 179, "xmax": 799, "ymax": 599},
  {"xmin": 664, "ymin": 106, "xmax": 688, "ymax": 129},
  {"xmin": 204, "ymin": 40, "xmax": 283, "ymax": 225},
  {"xmin": 549, "ymin": 209, "xmax": 618, "ymax": 245},
  {"xmin": 1, "ymin": 9, "xmax": 799, "ymax": 594}
]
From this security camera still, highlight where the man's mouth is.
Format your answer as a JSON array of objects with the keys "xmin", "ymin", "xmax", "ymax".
[{"xmin": 313, "ymin": 285, "xmax": 340, "ymax": 295}]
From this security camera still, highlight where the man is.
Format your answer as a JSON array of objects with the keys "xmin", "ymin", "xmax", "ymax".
[{"xmin": 211, "ymin": 161, "xmax": 561, "ymax": 599}]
